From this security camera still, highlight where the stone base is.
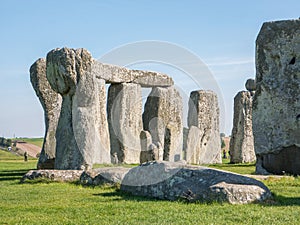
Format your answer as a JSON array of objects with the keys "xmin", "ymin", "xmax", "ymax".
[
  {"xmin": 257, "ymin": 145, "xmax": 300, "ymax": 175},
  {"xmin": 37, "ymin": 159, "xmax": 55, "ymax": 169}
]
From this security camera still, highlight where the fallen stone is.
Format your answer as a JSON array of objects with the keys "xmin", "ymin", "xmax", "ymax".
[
  {"xmin": 30, "ymin": 58, "xmax": 62, "ymax": 169},
  {"xmin": 80, "ymin": 167, "xmax": 130, "ymax": 186},
  {"xmin": 92, "ymin": 60, "xmax": 174, "ymax": 87},
  {"xmin": 21, "ymin": 170, "xmax": 82, "ymax": 183},
  {"xmin": 187, "ymin": 90, "xmax": 221, "ymax": 164},
  {"xmin": 143, "ymin": 87, "xmax": 183, "ymax": 162},
  {"xmin": 229, "ymin": 91, "xmax": 255, "ymax": 163},
  {"xmin": 121, "ymin": 161, "xmax": 272, "ymax": 204},
  {"xmin": 253, "ymin": 19, "xmax": 300, "ymax": 175},
  {"xmin": 107, "ymin": 83, "xmax": 143, "ymax": 164}
]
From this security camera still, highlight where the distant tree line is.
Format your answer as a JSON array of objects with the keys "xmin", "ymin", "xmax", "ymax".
[{"xmin": 0, "ymin": 137, "xmax": 12, "ymax": 147}]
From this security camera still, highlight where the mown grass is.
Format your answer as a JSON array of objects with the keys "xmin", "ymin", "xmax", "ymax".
[
  {"xmin": 0, "ymin": 150, "xmax": 300, "ymax": 225},
  {"xmin": 15, "ymin": 137, "xmax": 44, "ymax": 147}
]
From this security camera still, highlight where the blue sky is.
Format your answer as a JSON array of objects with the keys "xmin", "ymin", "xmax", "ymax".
[{"xmin": 0, "ymin": 0, "xmax": 299, "ymax": 137}]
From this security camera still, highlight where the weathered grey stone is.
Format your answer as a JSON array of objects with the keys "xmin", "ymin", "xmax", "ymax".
[
  {"xmin": 107, "ymin": 83, "xmax": 143, "ymax": 164},
  {"xmin": 253, "ymin": 19, "xmax": 300, "ymax": 175},
  {"xmin": 143, "ymin": 87, "xmax": 183, "ymax": 162},
  {"xmin": 21, "ymin": 170, "xmax": 82, "ymax": 183},
  {"xmin": 30, "ymin": 58, "xmax": 62, "ymax": 169},
  {"xmin": 121, "ymin": 161, "xmax": 272, "ymax": 204},
  {"xmin": 80, "ymin": 167, "xmax": 130, "ymax": 186},
  {"xmin": 185, "ymin": 126, "xmax": 202, "ymax": 164},
  {"xmin": 46, "ymin": 48, "xmax": 110, "ymax": 169},
  {"xmin": 140, "ymin": 130, "xmax": 157, "ymax": 163},
  {"xmin": 245, "ymin": 79, "xmax": 256, "ymax": 92},
  {"xmin": 229, "ymin": 91, "xmax": 256, "ymax": 163},
  {"xmin": 94, "ymin": 78, "xmax": 111, "ymax": 164},
  {"xmin": 92, "ymin": 60, "xmax": 173, "ymax": 87},
  {"xmin": 187, "ymin": 90, "xmax": 221, "ymax": 164}
]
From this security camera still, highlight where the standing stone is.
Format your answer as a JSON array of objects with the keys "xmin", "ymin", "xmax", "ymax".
[
  {"xmin": 253, "ymin": 19, "xmax": 300, "ymax": 175},
  {"xmin": 140, "ymin": 131, "xmax": 153, "ymax": 163},
  {"xmin": 185, "ymin": 126, "xmax": 202, "ymax": 164},
  {"xmin": 187, "ymin": 90, "xmax": 221, "ymax": 164},
  {"xmin": 143, "ymin": 87, "xmax": 183, "ymax": 162},
  {"xmin": 30, "ymin": 58, "xmax": 62, "ymax": 169},
  {"xmin": 46, "ymin": 48, "xmax": 110, "ymax": 169},
  {"xmin": 107, "ymin": 83, "xmax": 143, "ymax": 164},
  {"xmin": 94, "ymin": 78, "xmax": 111, "ymax": 164},
  {"xmin": 229, "ymin": 91, "xmax": 255, "ymax": 163}
]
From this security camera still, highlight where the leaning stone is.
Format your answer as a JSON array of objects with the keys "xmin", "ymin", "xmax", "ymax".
[
  {"xmin": 30, "ymin": 58, "xmax": 62, "ymax": 169},
  {"xmin": 187, "ymin": 90, "xmax": 221, "ymax": 164},
  {"xmin": 92, "ymin": 60, "xmax": 173, "ymax": 87},
  {"xmin": 107, "ymin": 83, "xmax": 143, "ymax": 164},
  {"xmin": 120, "ymin": 161, "xmax": 272, "ymax": 204},
  {"xmin": 253, "ymin": 19, "xmax": 300, "ymax": 175},
  {"xmin": 229, "ymin": 91, "xmax": 255, "ymax": 163},
  {"xmin": 143, "ymin": 87, "xmax": 183, "ymax": 162}
]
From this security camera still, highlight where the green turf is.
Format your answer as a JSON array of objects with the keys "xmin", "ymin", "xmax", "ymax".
[
  {"xmin": 0, "ymin": 150, "xmax": 300, "ymax": 224},
  {"xmin": 15, "ymin": 137, "xmax": 44, "ymax": 148}
]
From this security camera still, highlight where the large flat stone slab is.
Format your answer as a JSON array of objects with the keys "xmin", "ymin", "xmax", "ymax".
[
  {"xmin": 92, "ymin": 60, "xmax": 173, "ymax": 87},
  {"xmin": 121, "ymin": 161, "xmax": 272, "ymax": 204}
]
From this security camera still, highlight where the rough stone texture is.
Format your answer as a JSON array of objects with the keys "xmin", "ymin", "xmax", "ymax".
[
  {"xmin": 121, "ymin": 161, "xmax": 272, "ymax": 204},
  {"xmin": 30, "ymin": 58, "xmax": 62, "ymax": 169},
  {"xmin": 92, "ymin": 60, "xmax": 173, "ymax": 87},
  {"xmin": 140, "ymin": 130, "xmax": 160, "ymax": 163},
  {"xmin": 46, "ymin": 48, "xmax": 110, "ymax": 169},
  {"xmin": 253, "ymin": 19, "xmax": 300, "ymax": 175},
  {"xmin": 185, "ymin": 126, "xmax": 202, "ymax": 164},
  {"xmin": 21, "ymin": 170, "xmax": 82, "ymax": 183},
  {"xmin": 143, "ymin": 87, "xmax": 183, "ymax": 162},
  {"xmin": 94, "ymin": 78, "xmax": 111, "ymax": 164},
  {"xmin": 187, "ymin": 90, "xmax": 221, "ymax": 164},
  {"xmin": 80, "ymin": 167, "xmax": 130, "ymax": 186},
  {"xmin": 245, "ymin": 79, "xmax": 256, "ymax": 92},
  {"xmin": 229, "ymin": 91, "xmax": 256, "ymax": 163},
  {"xmin": 107, "ymin": 83, "xmax": 143, "ymax": 164}
]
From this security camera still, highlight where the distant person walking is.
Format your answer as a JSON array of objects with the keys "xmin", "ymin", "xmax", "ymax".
[{"xmin": 24, "ymin": 151, "xmax": 28, "ymax": 162}]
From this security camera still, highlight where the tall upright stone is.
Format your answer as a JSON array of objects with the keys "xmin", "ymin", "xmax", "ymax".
[
  {"xmin": 107, "ymin": 83, "xmax": 143, "ymax": 164},
  {"xmin": 187, "ymin": 90, "xmax": 221, "ymax": 164},
  {"xmin": 46, "ymin": 48, "xmax": 110, "ymax": 169},
  {"xmin": 30, "ymin": 58, "xmax": 62, "ymax": 169},
  {"xmin": 143, "ymin": 87, "xmax": 183, "ymax": 162},
  {"xmin": 229, "ymin": 91, "xmax": 255, "ymax": 163},
  {"xmin": 253, "ymin": 19, "xmax": 300, "ymax": 175},
  {"xmin": 94, "ymin": 78, "xmax": 111, "ymax": 164}
]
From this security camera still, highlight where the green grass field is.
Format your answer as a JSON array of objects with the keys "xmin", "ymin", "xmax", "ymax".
[
  {"xmin": 0, "ymin": 150, "xmax": 300, "ymax": 225},
  {"xmin": 14, "ymin": 137, "xmax": 44, "ymax": 148}
]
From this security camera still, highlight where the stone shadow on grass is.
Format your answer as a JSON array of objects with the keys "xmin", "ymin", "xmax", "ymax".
[
  {"xmin": 93, "ymin": 189, "xmax": 163, "ymax": 202},
  {"xmin": 0, "ymin": 170, "xmax": 29, "ymax": 181}
]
